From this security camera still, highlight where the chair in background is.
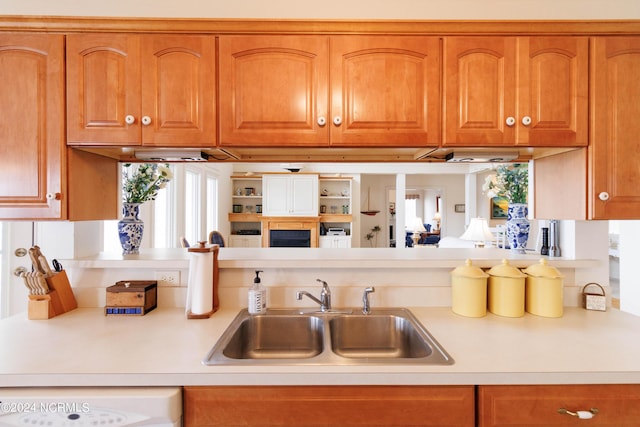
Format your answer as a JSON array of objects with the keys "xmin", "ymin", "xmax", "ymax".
[
  {"xmin": 490, "ymin": 225, "xmax": 507, "ymax": 248},
  {"xmin": 208, "ymin": 231, "xmax": 226, "ymax": 247},
  {"xmin": 180, "ymin": 236, "xmax": 190, "ymax": 248}
]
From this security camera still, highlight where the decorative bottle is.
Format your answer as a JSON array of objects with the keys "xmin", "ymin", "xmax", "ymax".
[{"xmin": 248, "ymin": 270, "xmax": 266, "ymax": 314}]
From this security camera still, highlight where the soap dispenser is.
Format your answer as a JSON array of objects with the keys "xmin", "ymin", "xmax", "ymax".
[{"xmin": 248, "ymin": 270, "xmax": 266, "ymax": 314}]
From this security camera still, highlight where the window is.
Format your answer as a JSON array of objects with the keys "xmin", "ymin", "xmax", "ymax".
[
  {"xmin": 184, "ymin": 169, "xmax": 201, "ymax": 245},
  {"xmin": 103, "ymin": 163, "xmax": 219, "ymax": 252},
  {"xmin": 404, "ymin": 198, "xmax": 418, "ymax": 227}
]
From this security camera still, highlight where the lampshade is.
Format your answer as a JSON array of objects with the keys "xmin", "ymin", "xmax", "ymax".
[
  {"xmin": 407, "ymin": 217, "xmax": 426, "ymax": 247},
  {"xmin": 433, "ymin": 212, "xmax": 441, "ymax": 221},
  {"xmin": 409, "ymin": 217, "xmax": 427, "ymax": 232},
  {"xmin": 460, "ymin": 217, "xmax": 494, "ymax": 247}
]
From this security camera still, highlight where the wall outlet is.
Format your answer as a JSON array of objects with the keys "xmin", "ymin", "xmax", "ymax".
[{"xmin": 155, "ymin": 270, "xmax": 180, "ymax": 286}]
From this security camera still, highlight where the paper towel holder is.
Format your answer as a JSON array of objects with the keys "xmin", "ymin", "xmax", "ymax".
[{"xmin": 186, "ymin": 241, "xmax": 219, "ymax": 319}]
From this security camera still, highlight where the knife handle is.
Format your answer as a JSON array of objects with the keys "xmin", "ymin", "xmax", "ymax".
[
  {"xmin": 36, "ymin": 272, "xmax": 50, "ymax": 294},
  {"xmin": 28, "ymin": 248, "xmax": 42, "ymax": 274},
  {"xmin": 38, "ymin": 255, "xmax": 54, "ymax": 277}
]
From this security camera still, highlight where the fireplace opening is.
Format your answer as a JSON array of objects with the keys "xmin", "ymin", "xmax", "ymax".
[{"xmin": 270, "ymin": 230, "xmax": 311, "ymax": 248}]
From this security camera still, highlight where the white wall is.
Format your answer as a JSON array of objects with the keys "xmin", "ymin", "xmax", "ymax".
[
  {"xmin": 620, "ymin": 221, "xmax": 640, "ymax": 316},
  {"xmin": 1, "ymin": 0, "xmax": 638, "ymax": 19}
]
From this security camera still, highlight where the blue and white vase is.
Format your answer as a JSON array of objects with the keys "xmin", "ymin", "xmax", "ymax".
[
  {"xmin": 506, "ymin": 203, "xmax": 530, "ymax": 254},
  {"xmin": 118, "ymin": 203, "xmax": 144, "ymax": 255}
]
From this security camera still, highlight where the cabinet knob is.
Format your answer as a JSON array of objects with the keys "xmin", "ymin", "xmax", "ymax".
[
  {"xmin": 333, "ymin": 116, "xmax": 342, "ymax": 126},
  {"xmin": 125, "ymin": 115, "xmax": 136, "ymax": 125},
  {"xmin": 141, "ymin": 116, "xmax": 152, "ymax": 126},
  {"xmin": 14, "ymin": 266, "xmax": 28, "ymax": 277},
  {"xmin": 505, "ymin": 116, "xmax": 516, "ymax": 126},
  {"xmin": 317, "ymin": 116, "xmax": 327, "ymax": 126},
  {"xmin": 558, "ymin": 408, "xmax": 598, "ymax": 419},
  {"xmin": 522, "ymin": 116, "xmax": 532, "ymax": 126},
  {"xmin": 46, "ymin": 192, "xmax": 61, "ymax": 201},
  {"xmin": 598, "ymin": 192, "xmax": 610, "ymax": 201}
]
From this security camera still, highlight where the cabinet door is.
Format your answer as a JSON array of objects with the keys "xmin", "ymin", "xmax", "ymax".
[
  {"xmin": 591, "ymin": 37, "xmax": 640, "ymax": 219},
  {"xmin": 0, "ymin": 34, "xmax": 65, "ymax": 219},
  {"xmin": 67, "ymin": 34, "xmax": 141, "ymax": 145},
  {"xmin": 330, "ymin": 36, "xmax": 440, "ymax": 146},
  {"xmin": 517, "ymin": 37, "xmax": 588, "ymax": 146},
  {"xmin": 219, "ymin": 36, "xmax": 329, "ymax": 146},
  {"xmin": 262, "ymin": 175, "xmax": 291, "ymax": 216},
  {"xmin": 320, "ymin": 236, "xmax": 352, "ymax": 248},
  {"xmin": 290, "ymin": 175, "xmax": 318, "ymax": 216},
  {"xmin": 478, "ymin": 384, "xmax": 640, "ymax": 426},
  {"xmin": 140, "ymin": 35, "xmax": 216, "ymax": 147},
  {"xmin": 184, "ymin": 386, "xmax": 475, "ymax": 427},
  {"xmin": 443, "ymin": 37, "xmax": 517, "ymax": 146}
]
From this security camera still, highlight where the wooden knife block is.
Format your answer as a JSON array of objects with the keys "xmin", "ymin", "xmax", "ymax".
[{"xmin": 27, "ymin": 270, "xmax": 77, "ymax": 320}]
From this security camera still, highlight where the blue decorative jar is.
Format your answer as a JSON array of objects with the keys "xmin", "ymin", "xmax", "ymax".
[
  {"xmin": 118, "ymin": 203, "xmax": 144, "ymax": 255},
  {"xmin": 506, "ymin": 203, "xmax": 530, "ymax": 254}
]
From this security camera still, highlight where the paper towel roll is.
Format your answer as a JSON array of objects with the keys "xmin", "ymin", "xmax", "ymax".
[{"xmin": 186, "ymin": 245, "xmax": 214, "ymax": 316}]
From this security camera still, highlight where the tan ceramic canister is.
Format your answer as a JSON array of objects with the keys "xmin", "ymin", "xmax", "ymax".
[
  {"xmin": 487, "ymin": 259, "xmax": 526, "ymax": 317},
  {"xmin": 450, "ymin": 259, "xmax": 489, "ymax": 317},
  {"xmin": 523, "ymin": 258, "xmax": 564, "ymax": 317}
]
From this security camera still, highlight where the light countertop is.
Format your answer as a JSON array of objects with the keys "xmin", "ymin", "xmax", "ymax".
[
  {"xmin": 0, "ymin": 306, "xmax": 638, "ymax": 387},
  {"xmin": 64, "ymin": 247, "xmax": 599, "ymax": 270}
]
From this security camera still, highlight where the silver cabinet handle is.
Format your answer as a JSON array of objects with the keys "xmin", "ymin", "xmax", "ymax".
[
  {"xmin": 558, "ymin": 408, "xmax": 598, "ymax": 419},
  {"xmin": 125, "ymin": 115, "xmax": 135, "ymax": 125},
  {"xmin": 333, "ymin": 116, "xmax": 342, "ymax": 126},
  {"xmin": 522, "ymin": 116, "xmax": 532, "ymax": 126},
  {"xmin": 14, "ymin": 266, "xmax": 28, "ymax": 277},
  {"xmin": 505, "ymin": 116, "xmax": 516, "ymax": 126},
  {"xmin": 598, "ymin": 192, "xmax": 610, "ymax": 201},
  {"xmin": 317, "ymin": 116, "xmax": 327, "ymax": 126},
  {"xmin": 141, "ymin": 116, "xmax": 152, "ymax": 126}
]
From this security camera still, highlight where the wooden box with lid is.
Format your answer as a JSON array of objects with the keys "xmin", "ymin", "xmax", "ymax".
[{"xmin": 105, "ymin": 280, "xmax": 157, "ymax": 316}]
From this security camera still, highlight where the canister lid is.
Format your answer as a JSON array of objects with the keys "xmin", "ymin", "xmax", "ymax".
[
  {"xmin": 451, "ymin": 259, "xmax": 489, "ymax": 278},
  {"xmin": 523, "ymin": 258, "xmax": 564, "ymax": 278},
  {"xmin": 487, "ymin": 259, "xmax": 526, "ymax": 278}
]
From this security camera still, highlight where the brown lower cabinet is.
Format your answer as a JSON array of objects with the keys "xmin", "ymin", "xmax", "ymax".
[
  {"xmin": 478, "ymin": 384, "xmax": 640, "ymax": 426},
  {"xmin": 183, "ymin": 385, "xmax": 475, "ymax": 427}
]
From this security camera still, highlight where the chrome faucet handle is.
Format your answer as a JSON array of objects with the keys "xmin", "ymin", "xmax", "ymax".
[
  {"xmin": 317, "ymin": 279, "xmax": 331, "ymax": 311},
  {"xmin": 362, "ymin": 286, "xmax": 375, "ymax": 314}
]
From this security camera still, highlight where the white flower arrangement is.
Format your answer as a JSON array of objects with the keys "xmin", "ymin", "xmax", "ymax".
[
  {"xmin": 122, "ymin": 163, "xmax": 173, "ymax": 204},
  {"xmin": 482, "ymin": 164, "xmax": 528, "ymax": 204}
]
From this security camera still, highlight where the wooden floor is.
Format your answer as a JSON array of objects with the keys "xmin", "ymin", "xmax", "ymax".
[{"xmin": 612, "ymin": 297, "xmax": 620, "ymax": 309}]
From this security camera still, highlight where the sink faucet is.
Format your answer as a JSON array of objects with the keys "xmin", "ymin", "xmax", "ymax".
[
  {"xmin": 362, "ymin": 286, "xmax": 375, "ymax": 314},
  {"xmin": 296, "ymin": 279, "xmax": 332, "ymax": 312}
]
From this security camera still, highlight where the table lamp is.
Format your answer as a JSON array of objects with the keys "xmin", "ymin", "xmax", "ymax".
[
  {"xmin": 409, "ymin": 217, "xmax": 427, "ymax": 247},
  {"xmin": 433, "ymin": 211, "xmax": 441, "ymax": 231},
  {"xmin": 460, "ymin": 217, "xmax": 494, "ymax": 248}
]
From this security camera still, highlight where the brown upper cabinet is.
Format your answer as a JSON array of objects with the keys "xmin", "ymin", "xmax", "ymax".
[
  {"xmin": 589, "ymin": 37, "xmax": 640, "ymax": 219},
  {"xmin": 0, "ymin": 34, "xmax": 66, "ymax": 219},
  {"xmin": 443, "ymin": 37, "xmax": 588, "ymax": 147},
  {"xmin": 534, "ymin": 36, "xmax": 640, "ymax": 220},
  {"xmin": 219, "ymin": 36, "xmax": 440, "ymax": 147},
  {"xmin": 0, "ymin": 34, "xmax": 117, "ymax": 220},
  {"xmin": 67, "ymin": 34, "xmax": 216, "ymax": 147}
]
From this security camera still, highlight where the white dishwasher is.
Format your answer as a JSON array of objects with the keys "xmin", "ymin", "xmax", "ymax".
[{"xmin": 0, "ymin": 387, "xmax": 181, "ymax": 427}]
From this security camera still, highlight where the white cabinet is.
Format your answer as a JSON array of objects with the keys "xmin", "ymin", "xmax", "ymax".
[
  {"xmin": 263, "ymin": 174, "xmax": 319, "ymax": 216},
  {"xmin": 228, "ymin": 235, "xmax": 262, "ymax": 248},
  {"xmin": 319, "ymin": 236, "xmax": 352, "ymax": 248}
]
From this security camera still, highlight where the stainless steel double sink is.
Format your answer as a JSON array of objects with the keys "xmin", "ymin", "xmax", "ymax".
[{"xmin": 203, "ymin": 308, "xmax": 453, "ymax": 365}]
